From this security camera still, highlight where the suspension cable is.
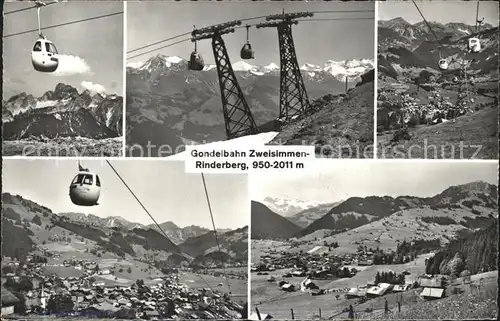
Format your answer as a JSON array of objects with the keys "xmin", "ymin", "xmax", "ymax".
[
  {"xmin": 411, "ymin": 0, "xmax": 452, "ymax": 58},
  {"xmin": 127, "ymin": 32, "xmax": 192, "ymax": 54},
  {"xmin": 126, "ymin": 10, "xmax": 374, "ymax": 55},
  {"xmin": 4, "ymin": 1, "xmax": 58, "ymax": 15},
  {"xmin": 3, "ymin": 11, "xmax": 124, "ymax": 38},
  {"xmin": 127, "ymin": 38, "xmax": 192, "ymax": 60},
  {"xmin": 126, "ymin": 16, "xmax": 373, "ymax": 60},
  {"xmin": 475, "ymin": 1, "xmax": 480, "ymax": 34},
  {"xmin": 200, "ymin": 173, "xmax": 232, "ymax": 295},
  {"xmin": 104, "ymin": 160, "xmax": 215, "ymax": 292}
]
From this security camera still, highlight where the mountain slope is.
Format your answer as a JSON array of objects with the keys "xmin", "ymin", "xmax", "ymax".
[
  {"xmin": 251, "ymin": 201, "xmax": 301, "ymax": 240},
  {"xmin": 425, "ymin": 221, "xmax": 497, "ymax": 275},
  {"xmin": 179, "ymin": 226, "xmax": 248, "ymax": 264},
  {"xmin": 3, "ymin": 83, "xmax": 123, "ymax": 140},
  {"xmin": 126, "ymin": 55, "xmax": 373, "ymax": 154},
  {"xmin": 148, "ymin": 221, "xmax": 215, "ymax": 245},
  {"xmin": 59, "ymin": 212, "xmax": 145, "ymax": 230},
  {"xmin": 267, "ymin": 69, "xmax": 375, "ymax": 158},
  {"xmin": 299, "ymin": 181, "xmax": 497, "ymax": 238},
  {"xmin": 1, "ymin": 193, "xmax": 185, "ymax": 264},
  {"xmin": 288, "ymin": 202, "xmax": 345, "ymax": 228},
  {"xmin": 376, "ymin": 18, "xmax": 498, "ymax": 159}
]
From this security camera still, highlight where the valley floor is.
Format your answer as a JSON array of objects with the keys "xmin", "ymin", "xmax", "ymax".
[
  {"xmin": 251, "ymin": 258, "xmax": 497, "ymax": 320},
  {"xmin": 2, "ymin": 137, "xmax": 123, "ymax": 157}
]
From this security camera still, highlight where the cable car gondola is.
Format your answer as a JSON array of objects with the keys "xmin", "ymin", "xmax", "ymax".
[
  {"xmin": 188, "ymin": 26, "xmax": 204, "ymax": 71},
  {"xmin": 467, "ymin": 37, "xmax": 481, "ymax": 53},
  {"xmin": 32, "ymin": 36, "xmax": 59, "ymax": 72},
  {"xmin": 468, "ymin": 16, "xmax": 484, "ymax": 53},
  {"xmin": 240, "ymin": 25, "xmax": 255, "ymax": 60},
  {"xmin": 31, "ymin": 3, "xmax": 59, "ymax": 72},
  {"xmin": 438, "ymin": 59, "xmax": 449, "ymax": 70},
  {"xmin": 188, "ymin": 50, "xmax": 204, "ymax": 71},
  {"xmin": 69, "ymin": 162, "xmax": 101, "ymax": 206}
]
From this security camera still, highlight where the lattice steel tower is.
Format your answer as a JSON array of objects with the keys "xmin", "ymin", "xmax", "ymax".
[
  {"xmin": 257, "ymin": 12, "xmax": 313, "ymax": 120},
  {"xmin": 192, "ymin": 21, "xmax": 258, "ymax": 139}
]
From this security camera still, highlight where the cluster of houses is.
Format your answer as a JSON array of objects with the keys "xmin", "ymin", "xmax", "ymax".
[
  {"xmin": 253, "ymin": 248, "xmax": 449, "ymax": 304},
  {"xmin": 1, "ymin": 257, "xmax": 245, "ymax": 319},
  {"xmin": 252, "ymin": 246, "xmax": 376, "ymax": 278}
]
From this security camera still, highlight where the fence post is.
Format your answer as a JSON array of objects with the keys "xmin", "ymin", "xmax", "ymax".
[
  {"xmin": 255, "ymin": 307, "xmax": 261, "ymax": 320},
  {"xmin": 291, "ymin": 308, "xmax": 295, "ymax": 320},
  {"xmin": 319, "ymin": 308, "xmax": 322, "ymax": 319}
]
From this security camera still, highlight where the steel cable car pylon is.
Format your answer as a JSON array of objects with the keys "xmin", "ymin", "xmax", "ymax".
[
  {"xmin": 192, "ymin": 22, "xmax": 258, "ymax": 139},
  {"xmin": 257, "ymin": 11, "xmax": 313, "ymax": 120}
]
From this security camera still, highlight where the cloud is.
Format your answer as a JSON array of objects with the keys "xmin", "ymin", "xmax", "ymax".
[
  {"xmin": 81, "ymin": 81, "xmax": 106, "ymax": 94},
  {"xmin": 126, "ymin": 61, "xmax": 143, "ymax": 69},
  {"xmin": 52, "ymin": 55, "xmax": 92, "ymax": 76}
]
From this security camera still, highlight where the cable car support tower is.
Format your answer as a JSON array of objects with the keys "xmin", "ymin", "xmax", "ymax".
[
  {"xmin": 192, "ymin": 21, "xmax": 258, "ymax": 140},
  {"xmin": 257, "ymin": 11, "xmax": 313, "ymax": 121}
]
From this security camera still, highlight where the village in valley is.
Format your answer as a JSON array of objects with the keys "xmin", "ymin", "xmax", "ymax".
[
  {"xmin": 249, "ymin": 163, "xmax": 498, "ymax": 320},
  {"xmin": 1, "ymin": 160, "xmax": 249, "ymax": 319}
]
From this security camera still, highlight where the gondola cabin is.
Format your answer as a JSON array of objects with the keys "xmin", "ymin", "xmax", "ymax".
[
  {"xmin": 31, "ymin": 38, "xmax": 59, "ymax": 72},
  {"xmin": 188, "ymin": 51, "xmax": 204, "ymax": 71},
  {"xmin": 468, "ymin": 38, "xmax": 481, "ymax": 53},
  {"xmin": 438, "ymin": 59, "xmax": 449, "ymax": 70},
  {"xmin": 69, "ymin": 172, "xmax": 101, "ymax": 206},
  {"xmin": 240, "ymin": 43, "xmax": 255, "ymax": 60}
]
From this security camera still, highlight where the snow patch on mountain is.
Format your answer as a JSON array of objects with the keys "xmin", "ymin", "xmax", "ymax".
[
  {"xmin": 301, "ymin": 59, "xmax": 375, "ymax": 81},
  {"xmin": 127, "ymin": 61, "xmax": 144, "ymax": 69},
  {"xmin": 263, "ymin": 63, "xmax": 279, "ymax": 72},
  {"xmin": 232, "ymin": 60, "xmax": 256, "ymax": 72},
  {"xmin": 128, "ymin": 54, "xmax": 374, "ymax": 82}
]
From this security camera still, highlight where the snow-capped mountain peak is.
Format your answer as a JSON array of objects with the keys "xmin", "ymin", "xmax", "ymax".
[
  {"xmin": 129, "ymin": 54, "xmax": 188, "ymax": 72},
  {"xmin": 263, "ymin": 63, "xmax": 279, "ymax": 72},
  {"xmin": 232, "ymin": 60, "xmax": 256, "ymax": 72},
  {"xmin": 127, "ymin": 54, "xmax": 374, "ymax": 82},
  {"xmin": 300, "ymin": 63, "xmax": 321, "ymax": 71}
]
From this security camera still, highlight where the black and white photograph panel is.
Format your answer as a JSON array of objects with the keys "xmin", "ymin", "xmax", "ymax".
[
  {"xmin": 377, "ymin": 1, "xmax": 499, "ymax": 159},
  {"xmin": 1, "ymin": 159, "xmax": 249, "ymax": 319},
  {"xmin": 2, "ymin": 1, "xmax": 124, "ymax": 157},
  {"xmin": 126, "ymin": 1, "xmax": 375, "ymax": 158},
  {"xmin": 250, "ymin": 160, "xmax": 497, "ymax": 320}
]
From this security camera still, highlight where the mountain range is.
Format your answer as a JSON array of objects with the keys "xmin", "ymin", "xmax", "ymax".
[
  {"xmin": 125, "ymin": 54, "xmax": 373, "ymax": 155},
  {"xmin": 252, "ymin": 181, "xmax": 498, "ymax": 244},
  {"xmin": 2, "ymin": 193, "xmax": 247, "ymax": 266},
  {"xmin": 2, "ymin": 83, "xmax": 123, "ymax": 141},
  {"xmin": 261, "ymin": 197, "xmax": 345, "ymax": 228},
  {"xmin": 378, "ymin": 18, "xmax": 498, "ymax": 78},
  {"xmin": 57, "ymin": 212, "xmax": 231, "ymax": 245}
]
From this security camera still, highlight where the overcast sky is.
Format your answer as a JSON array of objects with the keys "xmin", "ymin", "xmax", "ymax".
[
  {"xmin": 3, "ymin": 1, "xmax": 123, "ymax": 99},
  {"xmin": 379, "ymin": 1, "xmax": 499, "ymax": 26},
  {"xmin": 127, "ymin": 1, "xmax": 374, "ymax": 67},
  {"xmin": 252, "ymin": 160, "xmax": 498, "ymax": 203},
  {"xmin": 2, "ymin": 159, "xmax": 249, "ymax": 230}
]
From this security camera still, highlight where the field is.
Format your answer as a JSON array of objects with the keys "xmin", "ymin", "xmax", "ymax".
[
  {"xmin": 2, "ymin": 137, "xmax": 123, "ymax": 157},
  {"xmin": 178, "ymin": 272, "xmax": 248, "ymax": 304},
  {"xmin": 251, "ymin": 256, "xmax": 497, "ymax": 319},
  {"xmin": 251, "ymin": 254, "xmax": 431, "ymax": 319}
]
